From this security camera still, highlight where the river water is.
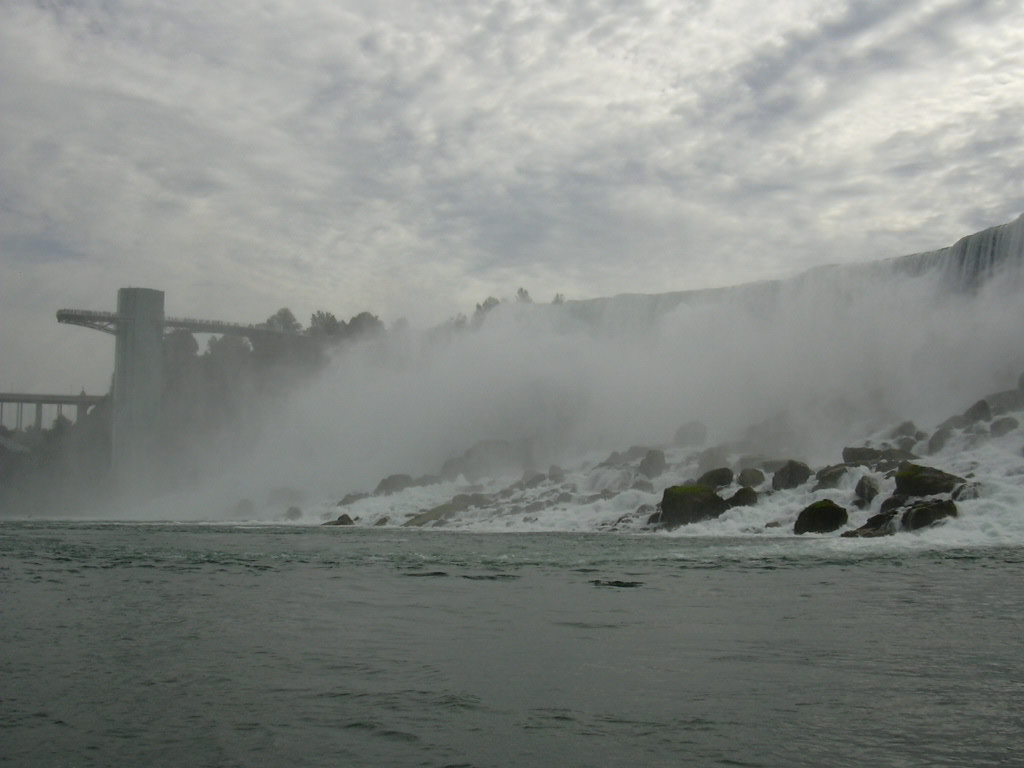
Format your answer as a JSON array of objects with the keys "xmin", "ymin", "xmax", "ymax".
[{"xmin": 3, "ymin": 521, "xmax": 1022, "ymax": 767}]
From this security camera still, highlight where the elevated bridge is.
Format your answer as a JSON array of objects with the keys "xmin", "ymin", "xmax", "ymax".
[
  {"xmin": 0, "ymin": 392, "xmax": 105, "ymax": 431},
  {"xmin": 57, "ymin": 309, "xmax": 294, "ymax": 338}
]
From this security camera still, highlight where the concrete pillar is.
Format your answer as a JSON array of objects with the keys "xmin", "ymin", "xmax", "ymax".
[
  {"xmin": 76, "ymin": 402, "xmax": 88, "ymax": 422},
  {"xmin": 34, "ymin": 403, "xmax": 43, "ymax": 431},
  {"xmin": 112, "ymin": 288, "xmax": 165, "ymax": 491}
]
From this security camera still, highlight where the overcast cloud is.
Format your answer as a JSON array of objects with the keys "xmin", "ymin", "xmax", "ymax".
[{"xmin": 1, "ymin": 0, "xmax": 1022, "ymax": 393}]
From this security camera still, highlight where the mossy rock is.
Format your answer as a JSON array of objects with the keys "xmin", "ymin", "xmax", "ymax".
[
  {"xmin": 656, "ymin": 484, "xmax": 728, "ymax": 529},
  {"xmin": 697, "ymin": 466, "xmax": 733, "ymax": 489},
  {"xmin": 772, "ymin": 460, "xmax": 812, "ymax": 490},
  {"xmin": 893, "ymin": 462, "xmax": 964, "ymax": 496},
  {"xmin": 900, "ymin": 499, "xmax": 957, "ymax": 531}
]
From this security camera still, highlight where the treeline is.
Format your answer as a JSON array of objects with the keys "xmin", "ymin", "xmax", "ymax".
[
  {"xmin": 0, "ymin": 290, "xmax": 565, "ymax": 513},
  {"xmin": 0, "ymin": 306, "xmax": 386, "ymax": 513}
]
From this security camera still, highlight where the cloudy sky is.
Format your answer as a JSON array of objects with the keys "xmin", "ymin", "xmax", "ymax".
[{"xmin": 1, "ymin": 0, "xmax": 1022, "ymax": 394}]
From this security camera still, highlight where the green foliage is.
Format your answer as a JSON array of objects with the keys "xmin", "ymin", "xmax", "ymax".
[
  {"xmin": 262, "ymin": 307, "xmax": 301, "ymax": 334},
  {"xmin": 308, "ymin": 310, "xmax": 342, "ymax": 337}
]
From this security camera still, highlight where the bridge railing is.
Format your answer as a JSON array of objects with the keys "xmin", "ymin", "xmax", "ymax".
[{"xmin": 57, "ymin": 310, "xmax": 306, "ymax": 337}]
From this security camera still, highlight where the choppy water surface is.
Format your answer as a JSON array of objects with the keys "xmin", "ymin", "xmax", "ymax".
[{"xmin": 3, "ymin": 521, "xmax": 1023, "ymax": 767}]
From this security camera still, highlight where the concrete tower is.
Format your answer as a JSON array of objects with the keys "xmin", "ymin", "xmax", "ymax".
[{"xmin": 112, "ymin": 287, "xmax": 165, "ymax": 490}]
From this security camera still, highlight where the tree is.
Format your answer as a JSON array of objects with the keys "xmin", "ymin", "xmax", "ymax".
[
  {"xmin": 516, "ymin": 287, "xmax": 533, "ymax": 303},
  {"xmin": 262, "ymin": 307, "xmax": 301, "ymax": 334},
  {"xmin": 472, "ymin": 296, "xmax": 500, "ymax": 328},
  {"xmin": 309, "ymin": 310, "xmax": 343, "ymax": 337},
  {"xmin": 347, "ymin": 311, "xmax": 384, "ymax": 338}
]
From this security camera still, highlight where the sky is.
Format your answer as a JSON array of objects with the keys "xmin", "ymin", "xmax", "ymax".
[{"xmin": 1, "ymin": 0, "xmax": 1023, "ymax": 395}]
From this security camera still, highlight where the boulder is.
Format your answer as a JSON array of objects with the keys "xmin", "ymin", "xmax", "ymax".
[
  {"xmin": 794, "ymin": 499, "xmax": 848, "ymax": 534},
  {"xmin": 893, "ymin": 463, "xmax": 965, "ymax": 497},
  {"xmin": 936, "ymin": 414, "xmax": 970, "ymax": 432},
  {"xmin": 879, "ymin": 494, "xmax": 910, "ymax": 514},
  {"xmin": 927, "ymin": 427, "xmax": 954, "ymax": 455},
  {"xmin": 841, "ymin": 446, "xmax": 917, "ymax": 468},
  {"xmin": 813, "ymin": 465, "xmax": 848, "ymax": 491},
  {"xmin": 697, "ymin": 446, "xmax": 730, "ymax": 475},
  {"xmin": 951, "ymin": 482, "xmax": 982, "ymax": 501},
  {"xmin": 985, "ymin": 389, "xmax": 1024, "ymax": 415},
  {"xmin": 440, "ymin": 439, "xmax": 530, "ymax": 481},
  {"xmin": 631, "ymin": 478, "xmax": 655, "ymax": 493},
  {"xmin": 404, "ymin": 504, "xmax": 458, "ymax": 527},
  {"xmin": 841, "ymin": 510, "xmax": 898, "ymax": 538},
  {"xmin": 638, "ymin": 449, "xmax": 667, "ymax": 478},
  {"xmin": 772, "ymin": 460, "xmax": 812, "ymax": 490},
  {"xmin": 337, "ymin": 491, "xmax": 369, "ymax": 506},
  {"xmin": 697, "ymin": 466, "xmax": 734, "ymax": 489},
  {"xmin": 323, "ymin": 513, "xmax": 355, "ymax": 526},
  {"xmin": 854, "ymin": 475, "xmax": 880, "ymax": 508},
  {"xmin": 375, "ymin": 473, "xmax": 416, "ymax": 496},
  {"xmin": 653, "ymin": 484, "xmax": 729, "ymax": 529},
  {"xmin": 963, "ymin": 399, "xmax": 992, "ymax": 423},
  {"xmin": 674, "ymin": 420, "xmax": 707, "ymax": 447},
  {"xmin": 737, "ymin": 467, "xmax": 766, "ymax": 488},
  {"xmin": 990, "ymin": 416, "xmax": 1019, "ymax": 438},
  {"xmin": 889, "ymin": 421, "xmax": 922, "ymax": 439},
  {"xmin": 726, "ymin": 486, "xmax": 758, "ymax": 508},
  {"xmin": 900, "ymin": 499, "xmax": 957, "ymax": 531}
]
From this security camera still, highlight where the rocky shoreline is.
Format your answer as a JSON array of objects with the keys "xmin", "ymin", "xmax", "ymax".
[{"xmin": 316, "ymin": 371, "xmax": 1024, "ymax": 535}]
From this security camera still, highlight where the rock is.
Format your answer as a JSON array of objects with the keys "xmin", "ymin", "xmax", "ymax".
[
  {"xmin": 284, "ymin": 506, "xmax": 302, "ymax": 521},
  {"xmin": 404, "ymin": 504, "xmax": 458, "ymax": 527},
  {"xmin": 697, "ymin": 446, "xmax": 730, "ymax": 475},
  {"xmin": 893, "ymin": 463, "xmax": 965, "ymax": 496},
  {"xmin": 375, "ymin": 473, "xmax": 416, "ymax": 496},
  {"xmin": 963, "ymin": 399, "xmax": 992, "ymax": 423},
  {"xmin": 841, "ymin": 510, "xmax": 898, "ymax": 538},
  {"xmin": 952, "ymin": 482, "xmax": 982, "ymax": 501},
  {"xmin": 927, "ymin": 427, "xmax": 954, "ymax": 455},
  {"xmin": 794, "ymin": 499, "xmax": 848, "ymax": 534},
  {"xmin": 547, "ymin": 465, "xmax": 566, "ymax": 482},
  {"xmin": 440, "ymin": 439, "xmax": 530, "ymax": 481},
  {"xmin": 737, "ymin": 467, "xmax": 765, "ymax": 487},
  {"xmin": 841, "ymin": 446, "xmax": 917, "ymax": 468},
  {"xmin": 338, "ymin": 491, "xmax": 369, "ymax": 506},
  {"xmin": 373, "ymin": 517, "xmax": 389, "ymax": 526},
  {"xmin": 893, "ymin": 436, "xmax": 918, "ymax": 453},
  {"xmin": 889, "ymin": 421, "xmax": 921, "ymax": 439},
  {"xmin": 936, "ymin": 414, "xmax": 970, "ymax": 432},
  {"xmin": 772, "ymin": 460, "xmax": 812, "ymax": 490},
  {"xmin": 638, "ymin": 449, "xmax": 667, "ymax": 478},
  {"xmin": 697, "ymin": 466, "xmax": 734, "ymax": 489},
  {"xmin": 654, "ymin": 484, "xmax": 729, "ymax": 529},
  {"xmin": 521, "ymin": 471, "xmax": 548, "ymax": 488},
  {"xmin": 879, "ymin": 494, "xmax": 910, "ymax": 514},
  {"xmin": 900, "ymin": 499, "xmax": 957, "ymax": 531},
  {"xmin": 985, "ymin": 389, "xmax": 1024, "ymax": 415},
  {"xmin": 323, "ymin": 513, "xmax": 355, "ymax": 526},
  {"xmin": 813, "ymin": 465, "xmax": 848, "ymax": 491},
  {"xmin": 631, "ymin": 478, "xmax": 655, "ymax": 493},
  {"xmin": 674, "ymin": 420, "xmax": 707, "ymax": 447},
  {"xmin": 854, "ymin": 475, "xmax": 880, "ymax": 508},
  {"xmin": 726, "ymin": 486, "xmax": 758, "ymax": 508},
  {"xmin": 990, "ymin": 416, "xmax": 1019, "ymax": 438}
]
